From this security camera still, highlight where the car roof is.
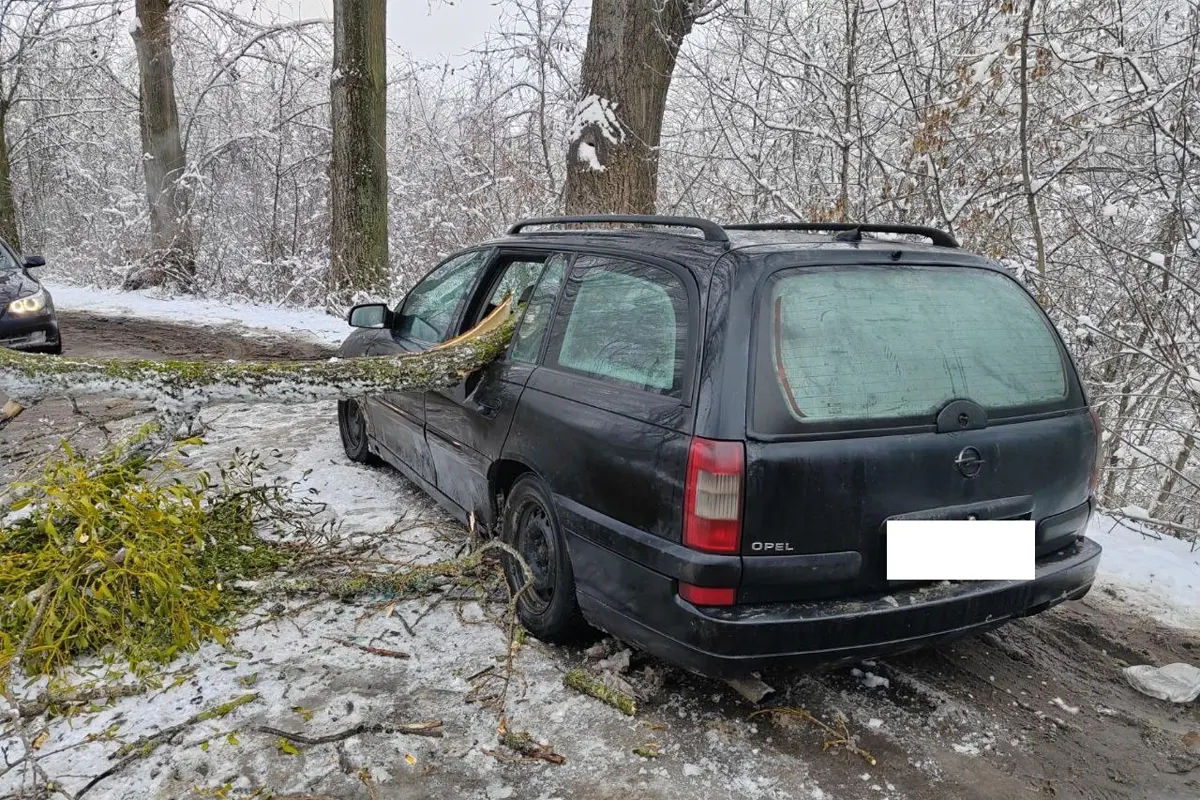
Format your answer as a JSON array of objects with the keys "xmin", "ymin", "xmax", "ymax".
[
  {"xmin": 479, "ymin": 216, "xmax": 1000, "ymax": 274},
  {"xmin": 478, "ymin": 229, "xmax": 729, "ymax": 264}
]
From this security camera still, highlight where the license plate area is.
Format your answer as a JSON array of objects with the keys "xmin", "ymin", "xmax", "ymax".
[{"xmin": 885, "ymin": 519, "xmax": 1034, "ymax": 581}]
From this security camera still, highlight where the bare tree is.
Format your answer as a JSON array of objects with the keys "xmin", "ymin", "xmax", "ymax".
[
  {"xmin": 328, "ymin": 0, "xmax": 388, "ymax": 301},
  {"xmin": 0, "ymin": 0, "xmax": 120, "ymax": 250},
  {"xmin": 126, "ymin": 0, "xmax": 194, "ymax": 290}
]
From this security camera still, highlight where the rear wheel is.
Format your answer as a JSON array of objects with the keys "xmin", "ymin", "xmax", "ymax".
[
  {"xmin": 338, "ymin": 398, "xmax": 381, "ymax": 465},
  {"xmin": 501, "ymin": 474, "xmax": 588, "ymax": 642}
]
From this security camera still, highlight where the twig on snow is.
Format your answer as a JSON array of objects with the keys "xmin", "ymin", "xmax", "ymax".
[
  {"xmin": 325, "ymin": 638, "xmax": 409, "ymax": 660},
  {"xmin": 75, "ymin": 693, "xmax": 259, "ymax": 799},
  {"xmin": 2, "ymin": 578, "xmax": 67, "ymax": 799},
  {"xmin": 252, "ymin": 720, "xmax": 444, "ymax": 744}
]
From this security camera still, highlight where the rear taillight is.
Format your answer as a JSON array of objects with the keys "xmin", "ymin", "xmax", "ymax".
[
  {"xmin": 1088, "ymin": 408, "xmax": 1103, "ymax": 494},
  {"xmin": 683, "ymin": 437, "xmax": 744, "ymax": 554},
  {"xmin": 678, "ymin": 583, "xmax": 736, "ymax": 606}
]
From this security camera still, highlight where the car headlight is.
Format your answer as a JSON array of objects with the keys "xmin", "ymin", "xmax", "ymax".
[{"xmin": 7, "ymin": 289, "xmax": 47, "ymax": 315}]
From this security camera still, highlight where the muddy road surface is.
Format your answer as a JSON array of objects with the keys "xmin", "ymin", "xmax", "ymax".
[{"xmin": 2, "ymin": 310, "xmax": 1197, "ymax": 800}]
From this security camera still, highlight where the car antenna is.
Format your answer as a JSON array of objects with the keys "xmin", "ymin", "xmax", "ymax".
[{"xmin": 834, "ymin": 226, "xmax": 862, "ymax": 243}]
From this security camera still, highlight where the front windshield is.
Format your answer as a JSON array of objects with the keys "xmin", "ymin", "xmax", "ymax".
[{"xmin": 0, "ymin": 243, "xmax": 20, "ymax": 272}]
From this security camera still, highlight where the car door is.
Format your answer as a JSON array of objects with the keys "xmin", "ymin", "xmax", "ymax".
[
  {"xmin": 424, "ymin": 250, "xmax": 570, "ymax": 524},
  {"xmin": 365, "ymin": 248, "xmax": 491, "ymax": 489},
  {"xmin": 499, "ymin": 255, "xmax": 699, "ymax": 609}
]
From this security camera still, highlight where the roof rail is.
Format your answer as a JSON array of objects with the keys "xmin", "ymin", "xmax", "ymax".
[
  {"xmin": 506, "ymin": 214, "xmax": 730, "ymax": 243},
  {"xmin": 723, "ymin": 222, "xmax": 959, "ymax": 248}
]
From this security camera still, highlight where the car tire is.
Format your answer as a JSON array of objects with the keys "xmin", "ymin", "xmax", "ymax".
[
  {"xmin": 501, "ymin": 474, "xmax": 589, "ymax": 643},
  {"xmin": 338, "ymin": 398, "xmax": 381, "ymax": 466}
]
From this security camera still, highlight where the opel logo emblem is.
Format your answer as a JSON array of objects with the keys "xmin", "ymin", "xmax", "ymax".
[{"xmin": 955, "ymin": 447, "xmax": 984, "ymax": 478}]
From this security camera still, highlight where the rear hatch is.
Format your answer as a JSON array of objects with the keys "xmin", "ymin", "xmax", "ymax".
[{"xmin": 740, "ymin": 262, "xmax": 1096, "ymax": 603}]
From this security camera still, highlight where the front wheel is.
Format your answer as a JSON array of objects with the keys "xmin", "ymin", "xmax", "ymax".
[
  {"xmin": 338, "ymin": 398, "xmax": 381, "ymax": 465},
  {"xmin": 500, "ymin": 474, "xmax": 589, "ymax": 643}
]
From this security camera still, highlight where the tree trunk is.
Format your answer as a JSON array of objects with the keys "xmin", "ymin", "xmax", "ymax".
[
  {"xmin": 329, "ymin": 0, "xmax": 389, "ymax": 301},
  {"xmin": 0, "ymin": 103, "xmax": 20, "ymax": 251},
  {"xmin": 1018, "ymin": 0, "xmax": 1047, "ymax": 303},
  {"xmin": 563, "ymin": 0, "xmax": 697, "ymax": 215},
  {"xmin": 129, "ymin": 0, "xmax": 194, "ymax": 291}
]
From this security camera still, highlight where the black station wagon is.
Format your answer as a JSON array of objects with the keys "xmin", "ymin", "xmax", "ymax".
[{"xmin": 337, "ymin": 215, "xmax": 1103, "ymax": 677}]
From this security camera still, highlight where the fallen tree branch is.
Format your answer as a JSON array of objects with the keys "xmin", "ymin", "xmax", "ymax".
[
  {"xmin": 252, "ymin": 720, "xmax": 444, "ymax": 744},
  {"xmin": 494, "ymin": 716, "xmax": 565, "ymax": 764},
  {"xmin": 0, "ymin": 299, "xmax": 517, "ymax": 426},
  {"xmin": 16, "ymin": 681, "xmax": 151, "ymax": 720},
  {"xmin": 76, "ymin": 693, "xmax": 260, "ymax": 799},
  {"xmin": 1, "ymin": 578, "xmax": 64, "ymax": 798},
  {"xmin": 563, "ymin": 668, "xmax": 638, "ymax": 716}
]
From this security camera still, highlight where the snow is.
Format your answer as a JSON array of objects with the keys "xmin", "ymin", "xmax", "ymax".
[
  {"xmin": 1101, "ymin": 204, "xmax": 1120, "ymax": 218},
  {"xmin": 1089, "ymin": 513, "xmax": 1200, "ymax": 629},
  {"xmin": 45, "ymin": 281, "xmax": 350, "ymax": 347},
  {"xmin": 970, "ymin": 51, "xmax": 1001, "ymax": 85},
  {"xmin": 567, "ymin": 94, "xmax": 624, "ymax": 146},
  {"xmin": 575, "ymin": 140, "xmax": 606, "ymax": 172},
  {"xmin": 1049, "ymin": 697, "xmax": 1079, "ymax": 714},
  {"xmin": 1147, "ymin": 252, "xmax": 1166, "ymax": 267},
  {"xmin": 1117, "ymin": 505, "xmax": 1151, "ymax": 521},
  {"xmin": 851, "ymin": 668, "xmax": 890, "ymax": 689}
]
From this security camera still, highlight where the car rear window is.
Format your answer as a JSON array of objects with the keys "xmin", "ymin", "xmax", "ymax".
[{"xmin": 756, "ymin": 265, "xmax": 1070, "ymax": 429}]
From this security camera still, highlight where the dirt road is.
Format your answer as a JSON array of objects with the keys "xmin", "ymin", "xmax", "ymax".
[
  {"xmin": 2, "ymin": 311, "xmax": 1197, "ymax": 800},
  {"xmin": 0, "ymin": 310, "xmax": 335, "ymax": 483}
]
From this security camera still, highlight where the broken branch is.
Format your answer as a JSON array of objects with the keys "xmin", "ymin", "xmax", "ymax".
[
  {"xmin": 563, "ymin": 668, "xmax": 637, "ymax": 716},
  {"xmin": 252, "ymin": 720, "xmax": 444, "ymax": 744},
  {"xmin": 0, "ymin": 301, "xmax": 517, "ymax": 418},
  {"xmin": 76, "ymin": 693, "xmax": 260, "ymax": 799},
  {"xmin": 325, "ymin": 638, "xmax": 410, "ymax": 660}
]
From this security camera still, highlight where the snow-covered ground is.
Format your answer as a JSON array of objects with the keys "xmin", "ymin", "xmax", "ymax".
[
  {"xmin": 1088, "ymin": 514, "xmax": 1200, "ymax": 629},
  {"xmin": 46, "ymin": 282, "xmax": 351, "ymax": 347}
]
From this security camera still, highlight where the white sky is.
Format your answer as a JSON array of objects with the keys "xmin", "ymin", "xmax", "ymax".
[{"xmin": 253, "ymin": 0, "xmax": 504, "ymax": 61}]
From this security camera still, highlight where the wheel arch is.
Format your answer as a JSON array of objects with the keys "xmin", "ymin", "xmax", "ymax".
[{"xmin": 488, "ymin": 457, "xmax": 539, "ymax": 532}]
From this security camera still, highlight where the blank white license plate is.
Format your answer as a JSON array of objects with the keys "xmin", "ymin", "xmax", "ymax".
[{"xmin": 886, "ymin": 519, "xmax": 1035, "ymax": 581}]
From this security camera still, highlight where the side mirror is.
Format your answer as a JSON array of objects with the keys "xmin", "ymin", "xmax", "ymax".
[
  {"xmin": 347, "ymin": 303, "xmax": 392, "ymax": 328},
  {"xmin": 22, "ymin": 255, "xmax": 45, "ymax": 269}
]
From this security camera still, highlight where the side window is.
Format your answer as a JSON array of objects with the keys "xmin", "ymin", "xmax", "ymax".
[
  {"xmin": 488, "ymin": 259, "xmax": 545, "ymax": 308},
  {"xmin": 0, "ymin": 242, "xmax": 18, "ymax": 271},
  {"xmin": 511, "ymin": 254, "xmax": 568, "ymax": 364},
  {"xmin": 548, "ymin": 258, "xmax": 688, "ymax": 396},
  {"xmin": 395, "ymin": 250, "xmax": 489, "ymax": 343}
]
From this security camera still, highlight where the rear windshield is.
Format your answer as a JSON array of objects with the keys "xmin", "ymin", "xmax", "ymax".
[{"xmin": 754, "ymin": 265, "xmax": 1071, "ymax": 431}]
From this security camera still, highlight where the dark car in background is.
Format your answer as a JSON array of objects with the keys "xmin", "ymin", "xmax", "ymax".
[
  {"xmin": 0, "ymin": 237, "xmax": 60, "ymax": 355},
  {"xmin": 335, "ymin": 215, "xmax": 1103, "ymax": 678}
]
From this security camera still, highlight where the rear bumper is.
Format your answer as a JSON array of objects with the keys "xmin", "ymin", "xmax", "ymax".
[
  {"xmin": 0, "ymin": 310, "xmax": 60, "ymax": 351},
  {"xmin": 571, "ymin": 534, "xmax": 1102, "ymax": 679}
]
